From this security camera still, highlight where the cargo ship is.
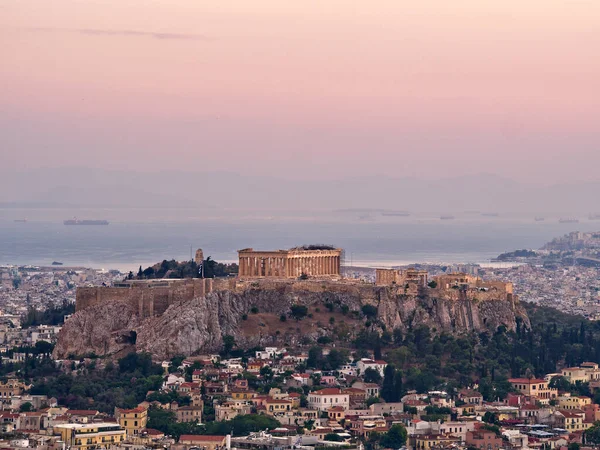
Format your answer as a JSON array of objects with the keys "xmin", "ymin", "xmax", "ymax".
[
  {"xmin": 440, "ymin": 215, "xmax": 455, "ymax": 220},
  {"xmin": 558, "ymin": 218, "xmax": 579, "ymax": 224},
  {"xmin": 64, "ymin": 218, "xmax": 109, "ymax": 225},
  {"xmin": 381, "ymin": 211, "xmax": 410, "ymax": 217}
]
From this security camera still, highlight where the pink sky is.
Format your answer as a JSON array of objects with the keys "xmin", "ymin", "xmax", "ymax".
[{"xmin": 1, "ymin": 0, "xmax": 599, "ymax": 181}]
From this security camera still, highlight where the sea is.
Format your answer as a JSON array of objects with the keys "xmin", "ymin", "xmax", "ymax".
[{"xmin": 1, "ymin": 208, "xmax": 599, "ymax": 272}]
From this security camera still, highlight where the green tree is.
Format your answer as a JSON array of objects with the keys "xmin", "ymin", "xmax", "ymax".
[
  {"xmin": 326, "ymin": 349, "xmax": 349, "ymax": 370},
  {"xmin": 34, "ymin": 340, "xmax": 54, "ymax": 355},
  {"xmin": 380, "ymin": 424, "xmax": 408, "ymax": 449},
  {"xmin": 307, "ymin": 347, "xmax": 324, "ymax": 369},
  {"xmin": 549, "ymin": 375, "xmax": 571, "ymax": 391},
  {"xmin": 381, "ymin": 364, "xmax": 397, "ymax": 402},
  {"xmin": 20, "ymin": 402, "xmax": 33, "ymax": 412},
  {"xmin": 585, "ymin": 422, "xmax": 600, "ymax": 444},
  {"xmin": 170, "ymin": 355, "xmax": 185, "ymax": 372},
  {"xmin": 366, "ymin": 396, "xmax": 381, "ymax": 407},
  {"xmin": 394, "ymin": 371, "xmax": 404, "ymax": 401},
  {"xmin": 203, "ymin": 414, "xmax": 280, "ymax": 436},
  {"xmin": 324, "ymin": 433, "xmax": 343, "ymax": 442},
  {"xmin": 483, "ymin": 412, "xmax": 498, "ymax": 424},
  {"xmin": 364, "ymin": 367, "xmax": 382, "ymax": 383},
  {"xmin": 223, "ymin": 335, "xmax": 236, "ymax": 356}
]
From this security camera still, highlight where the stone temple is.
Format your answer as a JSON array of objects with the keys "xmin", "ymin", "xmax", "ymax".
[{"xmin": 238, "ymin": 246, "xmax": 342, "ymax": 278}]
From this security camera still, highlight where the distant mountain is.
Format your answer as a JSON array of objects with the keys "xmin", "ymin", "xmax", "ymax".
[{"xmin": 1, "ymin": 167, "xmax": 599, "ymax": 213}]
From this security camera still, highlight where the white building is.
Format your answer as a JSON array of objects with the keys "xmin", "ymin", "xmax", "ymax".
[
  {"xmin": 356, "ymin": 359, "xmax": 387, "ymax": 377},
  {"xmin": 308, "ymin": 388, "xmax": 349, "ymax": 411}
]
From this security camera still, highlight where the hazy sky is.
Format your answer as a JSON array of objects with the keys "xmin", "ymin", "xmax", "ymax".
[{"xmin": 1, "ymin": 1, "xmax": 599, "ymax": 182}]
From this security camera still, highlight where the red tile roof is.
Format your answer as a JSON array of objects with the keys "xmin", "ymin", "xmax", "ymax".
[
  {"xmin": 118, "ymin": 406, "xmax": 147, "ymax": 414},
  {"xmin": 509, "ymin": 378, "xmax": 547, "ymax": 384},
  {"xmin": 143, "ymin": 429, "xmax": 163, "ymax": 437},
  {"xmin": 180, "ymin": 435, "xmax": 227, "ymax": 442},
  {"xmin": 312, "ymin": 388, "xmax": 344, "ymax": 395}
]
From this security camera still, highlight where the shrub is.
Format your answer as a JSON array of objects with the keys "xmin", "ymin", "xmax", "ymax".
[
  {"xmin": 242, "ymin": 314, "xmax": 248, "ymax": 321},
  {"xmin": 280, "ymin": 314, "xmax": 287, "ymax": 322},
  {"xmin": 250, "ymin": 306, "xmax": 259, "ymax": 314},
  {"xmin": 317, "ymin": 336, "xmax": 332, "ymax": 345},
  {"xmin": 291, "ymin": 305, "xmax": 308, "ymax": 320},
  {"xmin": 361, "ymin": 304, "xmax": 378, "ymax": 319}
]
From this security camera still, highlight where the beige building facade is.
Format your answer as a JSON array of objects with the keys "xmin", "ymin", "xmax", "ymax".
[{"xmin": 238, "ymin": 247, "xmax": 342, "ymax": 278}]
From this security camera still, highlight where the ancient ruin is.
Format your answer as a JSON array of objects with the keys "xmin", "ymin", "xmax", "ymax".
[
  {"xmin": 238, "ymin": 246, "xmax": 342, "ymax": 278},
  {"xmin": 375, "ymin": 268, "xmax": 429, "ymax": 287}
]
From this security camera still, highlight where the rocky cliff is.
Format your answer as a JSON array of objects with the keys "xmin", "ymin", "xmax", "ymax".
[{"xmin": 53, "ymin": 280, "xmax": 530, "ymax": 360}]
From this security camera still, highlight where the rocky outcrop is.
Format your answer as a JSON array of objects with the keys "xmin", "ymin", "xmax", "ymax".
[
  {"xmin": 53, "ymin": 299, "xmax": 141, "ymax": 358},
  {"xmin": 54, "ymin": 280, "xmax": 530, "ymax": 360}
]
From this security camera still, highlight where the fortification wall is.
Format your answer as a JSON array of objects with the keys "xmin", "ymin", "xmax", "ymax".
[
  {"xmin": 76, "ymin": 278, "xmax": 225, "ymax": 317},
  {"xmin": 76, "ymin": 277, "xmax": 512, "ymax": 325}
]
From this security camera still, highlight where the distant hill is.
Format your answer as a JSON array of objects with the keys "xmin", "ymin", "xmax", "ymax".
[
  {"xmin": 2, "ymin": 167, "xmax": 600, "ymax": 213},
  {"xmin": 495, "ymin": 249, "xmax": 538, "ymax": 261}
]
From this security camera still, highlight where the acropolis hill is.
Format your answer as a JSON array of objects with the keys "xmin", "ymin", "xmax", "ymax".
[{"xmin": 55, "ymin": 249, "xmax": 528, "ymax": 360}]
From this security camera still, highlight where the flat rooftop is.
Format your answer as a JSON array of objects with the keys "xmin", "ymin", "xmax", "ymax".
[{"xmin": 53, "ymin": 423, "xmax": 123, "ymax": 430}]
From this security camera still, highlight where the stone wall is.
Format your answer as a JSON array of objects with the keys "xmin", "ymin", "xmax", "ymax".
[{"xmin": 76, "ymin": 278, "xmax": 220, "ymax": 317}]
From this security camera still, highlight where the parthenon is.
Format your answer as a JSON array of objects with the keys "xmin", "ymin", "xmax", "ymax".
[{"xmin": 238, "ymin": 246, "xmax": 342, "ymax": 278}]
